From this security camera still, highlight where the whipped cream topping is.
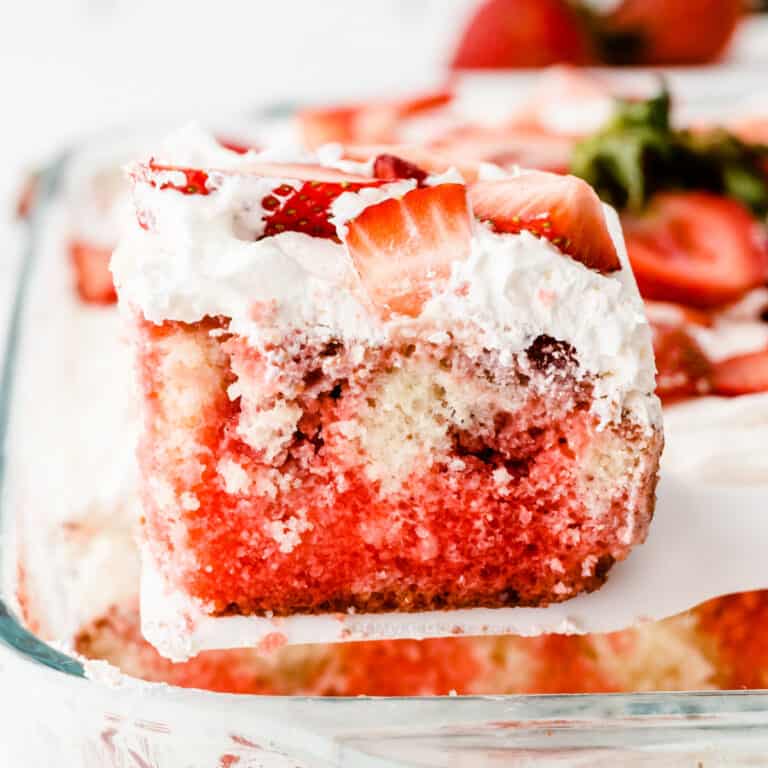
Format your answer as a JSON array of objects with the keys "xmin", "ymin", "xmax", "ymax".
[{"xmin": 112, "ymin": 126, "xmax": 659, "ymax": 429}]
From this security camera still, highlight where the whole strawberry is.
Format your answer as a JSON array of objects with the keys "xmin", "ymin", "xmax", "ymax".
[
  {"xmin": 599, "ymin": 0, "xmax": 743, "ymax": 65},
  {"xmin": 452, "ymin": 0, "xmax": 594, "ymax": 69}
]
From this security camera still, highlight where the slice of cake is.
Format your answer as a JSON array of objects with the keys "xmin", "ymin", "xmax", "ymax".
[{"xmin": 112, "ymin": 128, "xmax": 662, "ymax": 659}]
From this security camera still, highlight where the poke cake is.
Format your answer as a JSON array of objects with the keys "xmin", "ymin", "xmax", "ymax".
[
  {"xmin": 11, "ymin": 69, "xmax": 768, "ymax": 704},
  {"xmin": 111, "ymin": 126, "xmax": 662, "ymax": 657}
]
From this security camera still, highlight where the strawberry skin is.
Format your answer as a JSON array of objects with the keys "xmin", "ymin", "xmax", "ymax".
[
  {"xmin": 604, "ymin": 0, "xmax": 742, "ymax": 66},
  {"xmin": 345, "ymin": 184, "xmax": 472, "ymax": 318},
  {"xmin": 468, "ymin": 171, "xmax": 621, "ymax": 273},
  {"xmin": 621, "ymin": 192, "xmax": 768, "ymax": 309},
  {"xmin": 373, "ymin": 154, "xmax": 428, "ymax": 185},
  {"xmin": 260, "ymin": 179, "xmax": 378, "ymax": 240},
  {"xmin": 711, "ymin": 350, "xmax": 768, "ymax": 396},
  {"xmin": 452, "ymin": 0, "xmax": 593, "ymax": 69}
]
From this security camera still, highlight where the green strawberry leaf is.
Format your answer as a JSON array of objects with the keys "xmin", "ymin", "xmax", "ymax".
[{"xmin": 570, "ymin": 89, "xmax": 768, "ymax": 217}]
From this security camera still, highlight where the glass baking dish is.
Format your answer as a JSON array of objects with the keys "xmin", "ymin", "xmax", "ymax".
[{"xmin": 2, "ymin": 130, "xmax": 768, "ymax": 768}]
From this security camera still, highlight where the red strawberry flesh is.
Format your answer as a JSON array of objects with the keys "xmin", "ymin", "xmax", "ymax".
[
  {"xmin": 373, "ymin": 154, "xmax": 428, "ymax": 184},
  {"xmin": 621, "ymin": 192, "xmax": 768, "ymax": 309},
  {"xmin": 345, "ymin": 183, "xmax": 472, "ymax": 318},
  {"xmin": 651, "ymin": 324, "xmax": 712, "ymax": 402}
]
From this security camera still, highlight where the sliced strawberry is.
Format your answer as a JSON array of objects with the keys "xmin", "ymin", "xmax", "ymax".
[
  {"xmin": 711, "ymin": 350, "xmax": 768, "ymax": 396},
  {"xmin": 621, "ymin": 193, "xmax": 768, "ymax": 309},
  {"xmin": 651, "ymin": 324, "xmax": 712, "ymax": 402},
  {"xmin": 468, "ymin": 171, "xmax": 620, "ymax": 273},
  {"xmin": 134, "ymin": 160, "xmax": 373, "ymax": 195},
  {"xmin": 69, "ymin": 239, "xmax": 117, "ymax": 305},
  {"xmin": 451, "ymin": 0, "xmax": 593, "ymax": 69},
  {"xmin": 345, "ymin": 184, "xmax": 472, "ymax": 318},
  {"xmin": 133, "ymin": 161, "xmax": 381, "ymax": 241},
  {"xmin": 373, "ymin": 154, "xmax": 428, "ymax": 184},
  {"xmin": 131, "ymin": 161, "xmax": 213, "ymax": 196},
  {"xmin": 261, "ymin": 178, "xmax": 378, "ymax": 240},
  {"xmin": 299, "ymin": 90, "xmax": 453, "ymax": 149}
]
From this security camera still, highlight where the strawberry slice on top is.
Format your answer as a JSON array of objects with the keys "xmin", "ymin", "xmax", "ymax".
[
  {"xmin": 345, "ymin": 184, "xmax": 472, "ymax": 318},
  {"xmin": 468, "ymin": 170, "xmax": 621, "ymax": 273},
  {"xmin": 621, "ymin": 192, "xmax": 768, "ymax": 308},
  {"xmin": 133, "ymin": 161, "xmax": 383, "ymax": 241}
]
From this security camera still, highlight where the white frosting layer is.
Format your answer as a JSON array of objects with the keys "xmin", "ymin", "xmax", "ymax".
[{"xmin": 112, "ymin": 127, "xmax": 659, "ymax": 429}]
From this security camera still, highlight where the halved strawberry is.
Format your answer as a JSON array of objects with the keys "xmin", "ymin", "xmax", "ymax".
[
  {"xmin": 711, "ymin": 350, "xmax": 768, "ymax": 396},
  {"xmin": 299, "ymin": 90, "xmax": 453, "ymax": 149},
  {"xmin": 651, "ymin": 324, "xmax": 712, "ymax": 402},
  {"xmin": 345, "ymin": 184, "xmax": 472, "ymax": 318},
  {"xmin": 468, "ymin": 171, "xmax": 620, "ymax": 273},
  {"xmin": 69, "ymin": 239, "xmax": 117, "ymax": 305},
  {"xmin": 621, "ymin": 193, "xmax": 768, "ymax": 308},
  {"xmin": 451, "ymin": 0, "xmax": 593, "ymax": 69},
  {"xmin": 133, "ymin": 161, "xmax": 381, "ymax": 241}
]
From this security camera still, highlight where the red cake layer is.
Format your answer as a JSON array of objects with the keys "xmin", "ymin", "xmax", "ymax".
[{"xmin": 137, "ymin": 316, "xmax": 660, "ymax": 617}]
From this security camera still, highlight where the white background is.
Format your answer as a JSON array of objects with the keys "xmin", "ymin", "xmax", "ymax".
[{"xmin": 0, "ymin": 1, "xmax": 475, "ymax": 216}]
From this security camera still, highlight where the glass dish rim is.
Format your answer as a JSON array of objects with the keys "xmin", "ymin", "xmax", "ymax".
[{"xmin": 2, "ymin": 131, "xmax": 768, "ymax": 718}]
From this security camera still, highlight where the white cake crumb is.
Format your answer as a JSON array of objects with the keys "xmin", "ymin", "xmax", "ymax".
[
  {"xmin": 217, "ymin": 458, "xmax": 252, "ymax": 495},
  {"xmin": 264, "ymin": 508, "xmax": 313, "ymax": 554},
  {"xmin": 180, "ymin": 493, "xmax": 200, "ymax": 511}
]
